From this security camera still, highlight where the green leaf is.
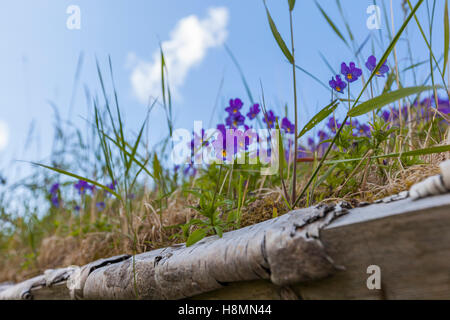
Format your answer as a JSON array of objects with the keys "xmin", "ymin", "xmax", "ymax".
[
  {"xmin": 402, "ymin": 59, "xmax": 429, "ymax": 72},
  {"xmin": 297, "ymin": 100, "xmax": 339, "ymax": 139},
  {"xmin": 313, "ymin": 163, "xmax": 339, "ymax": 189},
  {"xmin": 326, "ymin": 145, "xmax": 450, "ymax": 164},
  {"xmin": 186, "ymin": 228, "xmax": 208, "ymax": 247},
  {"xmin": 264, "ymin": 1, "xmax": 294, "ymax": 64},
  {"xmin": 315, "ymin": 1, "xmax": 349, "ymax": 47},
  {"xmin": 288, "ymin": 0, "xmax": 296, "ymax": 11},
  {"xmin": 227, "ymin": 210, "xmax": 238, "ymax": 223},
  {"xmin": 444, "ymin": 0, "xmax": 449, "ymax": 73},
  {"xmin": 153, "ymin": 153, "xmax": 162, "ymax": 181},
  {"xmin": 214, "ymin": 226, "xmax": 223, "ymax": 238},
  {"xmin": 275, "ymin": 122, "xmax": 286, "ymax": 175},
  {"xmin": 349, "ymin": 86, "xmax": 435, "ymax": 117}
]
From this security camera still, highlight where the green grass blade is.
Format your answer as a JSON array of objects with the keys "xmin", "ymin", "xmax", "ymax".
[
  {"xmin": 355, "ymin": 34, "xmax": 371, "ymax": 57},
  {"xmin": 288, "ymin": 0, "xmax": 296, "ymax": 11},
  {"xmin": 98, "ymin": 127, "xmax": 155, "ymax": 180},
  {"xmin": 125, "ymin": 115, "xmax": 148, "ymax": 176},
  {"xmin": 297, "ymin": 100, "xmax": 339, "ymax": 139},
  {"xmin": 319, "ymin": 51, "xmax": 338, "ymax": 75},
  {"xmin": 444, "ymin": 0, "xmax": 449, "ymax": 73},
  {"xmin": 336, "ymin": 0, "xmax": 354, "ymax": 41},
  {"xmin": 295, "ymin": 64, "xmax": 331, "ymax": 90},
  {"xmin": 406, "ymin": 0, "xmax": 447, "ymax": 97},
  {"xmin": 315, "ymin": 1, "xmax": 349, "ymax": 48},
  {"xmin": 264, "ymin": 1, "xmax": 294, "ymax": 64},
  {"xmin": 401, "ymin": 59, "xmax": 429, "ymax": 72},
  {"xmin": 225, "ymin": 45, "xmax": 255, "ymax": 104},
  {"xmin": 31, "ymin": 162, "xmax": 122, "ymax": 200},
  {"xmin": 327, "ymin": 145, "xmax": 450, "ymax": 164},
  {"xmin": 161, "ymin": 46, "xmax": 167, "ymax": 107},
  {"xmin": 349, "ymin": 86, "xmax": 436, "ymax": 117},
  {"xmin": 108, "ymin": 56, "xmax": 129, "ymax": 171},
  {"xmin": 313, "ymin": 163, "xmax": 339, "ymax": 189}
]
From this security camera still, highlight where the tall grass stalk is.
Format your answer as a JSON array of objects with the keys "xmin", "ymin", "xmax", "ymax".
[{"xmin": 289, "ymin": 9, "xmax": 299, "ymax": 205}]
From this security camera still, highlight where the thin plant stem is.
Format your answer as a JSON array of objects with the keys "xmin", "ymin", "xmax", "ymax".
[
  {"xmin": 289, "ymin": 10, "xmax": 299, "ymax": 205},
  {"xmin": 390, "ymin": 0, "xmax": 404, "ymax": 134}
]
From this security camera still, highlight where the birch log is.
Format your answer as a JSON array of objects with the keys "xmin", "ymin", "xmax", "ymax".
[
  {"xmin": 2, "ymin": 191, "xmax": 450, "ymax": 300},
  {"xmin": 81, "ymin": 202, "xmax": 349, "ymax": 299}
]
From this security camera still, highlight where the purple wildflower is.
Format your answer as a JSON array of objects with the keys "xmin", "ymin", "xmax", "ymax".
[
  {"xmin": 341, "ymin": 62, "xmax": 362, "ymax": 83},
  {"xmin": 105, "ymin": 181, "xmax": 117, "ymax": 197},
  {"xmin": 365, "ymin": 55, "xmax": 389, "ymax": 77},
  {"xmin": 246, "ymin": 103, "xmax": 261, "ymax": 120},
  {"xmin": 49, "ymin": 183, "xmax": 59, "ymax": 195},
  {"xmin": 51, "ymin": 195, "xmax": 59, "ymax": 208},
  {"xmin": 225, "ymin": 112, "xmax": 245, "ymax": 128},
  {"xmin": 212, "ymin": 132, "xmax": 228, "ymax": 161},
  {"xmin": 96, "ymin": 202, "xmax": 106, "ymax": 211},
  {"xmin": 217, "ymin": 124, "xmax": 226, "ymax": 136},
  {"xmin": 281, "ymin": 117, "xmax": 295, "ymax": 134},
  {"xmin": 436, "ymin": 97, "xmax": 450, "ymax": 114},
  {"xmin": 262, "ymin": 110, "xmax": 277, "ymax": 129},
  {"xmin": 225, "ymin": 98, "xmax": 243, "ymax": 115},
  {"xmin": 107, "ymin": 181, "xmax": 116, "ymax": 191},
  {"xmin": 307, "ymin": 137, "xmax": 316, "ymax": 151},
  {"xmin": 356, "ymin": 123, "xmax": 371, "ymax": 137},
  {"xmin": 74, "ymin": 180, "xmax": 93, "ymax": 195},
  {"xmin": 234, "ymin": 130, "xmax": 247, "ymax": 152},
  {"xmin": 326, "ymin": 116, "xmax": 341, "ymax": 133},
  {"xmin": 317, "ymin": 130, "xmax": 329, "ymax": 141},
  {"xmin": 329, "ymin": 75, "xmax": 347, "ymax": 94},
  {"xmin": 381, "ymin": 110, "xmax": 391, "ymax": 122}
]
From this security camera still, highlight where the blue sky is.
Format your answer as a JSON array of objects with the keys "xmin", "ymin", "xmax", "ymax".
[{"xmin": 0, "ymin": 0, "xmax": 446, "ymax": 182}]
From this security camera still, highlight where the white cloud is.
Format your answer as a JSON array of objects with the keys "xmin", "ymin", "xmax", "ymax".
[
  {"xmin": 0, "ymin": 120, "xmax": 9, "ymax": 151},
  {"xmin": 129, "ymin": 7, "xmax": 229, "ymax": 103}
]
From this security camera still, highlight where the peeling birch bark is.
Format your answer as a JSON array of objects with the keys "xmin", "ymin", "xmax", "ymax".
[
  {"xmin": 2, "ymin": 186, "xmax": 450, "ymax": 300},
  {"xmin": 0, "ymin": 267, "xmax": 75, "ymax": 300},
  {"xmin": 81, "ymin": 202, "xmax": 348, "ymax": 300}
]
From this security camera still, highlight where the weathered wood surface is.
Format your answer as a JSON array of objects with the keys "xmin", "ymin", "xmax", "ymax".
[
  {"xmin": 1, "ymin": 192, "xmax": 450, "ymax": 300},
  {"xmin": 194, "ymin": 193, "xmax": 450, "ymax": 300},
  {"xmin": 81, "ymin": 202, "xmax": 347, "ymax": 300},
  {"xmin": 296, "ymin": 193, "xmax": 450, "ymax": 299}
]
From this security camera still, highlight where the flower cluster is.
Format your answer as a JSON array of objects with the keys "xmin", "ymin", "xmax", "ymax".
[
  {"xmin": 329, "ymin": 55, "xmax": 389, "ymax": 94},
  {"xmin": 381, "ymin": 95, "xmax": 450, "ymax": 125},
  {"xmin": 180, "ymin": 96, "xmax": 304, "ymax": 170}
]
